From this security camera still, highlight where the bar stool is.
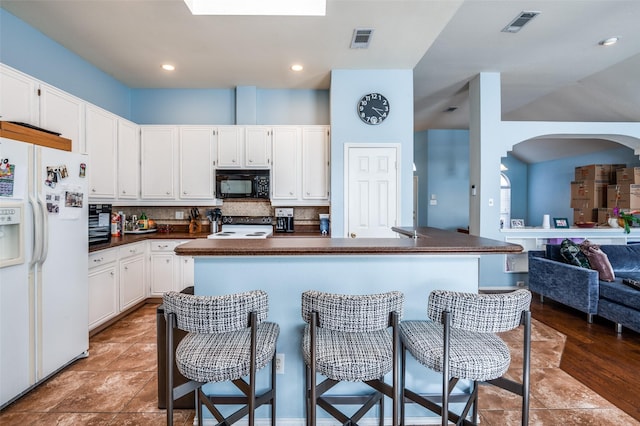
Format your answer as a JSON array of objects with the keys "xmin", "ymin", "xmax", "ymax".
[
  {"xmin": 163, "ymin": 290, "xmax": 279, "ymax": 426},
  {"xmin": 400, "ymin": 289, "xmax": 531, "ymax": 426},
  {"xmin": 301, "ymin": 290, "xmax": 404, "ymax": 426}
]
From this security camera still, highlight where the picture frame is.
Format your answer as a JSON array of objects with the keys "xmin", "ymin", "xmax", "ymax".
[
  {"xmin": 510, "ymin": 219, "xmax": 525, "ymax": 228},
  {"xmin": 553, "ymin": 217, "xmax": 569, "ymax": 228}
]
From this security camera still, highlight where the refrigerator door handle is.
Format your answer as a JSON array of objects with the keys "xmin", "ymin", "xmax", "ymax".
[
  {"xmin": 29, "ymin": 194, "xmax": 43, "ymax": 267},
  {"xmin": 37, "ymin": 194, "xmax": 49, "ymax": 265}
]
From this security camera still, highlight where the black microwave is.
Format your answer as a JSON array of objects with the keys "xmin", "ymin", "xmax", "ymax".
[{"xmin": 215, "ymin": 169, "xmax": 270, "ymax": 199}]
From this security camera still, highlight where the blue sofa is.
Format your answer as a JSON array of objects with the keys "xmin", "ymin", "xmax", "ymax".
[{"xmin": 528, "ymin": 244, "xmax": 640, "ymax": 333}]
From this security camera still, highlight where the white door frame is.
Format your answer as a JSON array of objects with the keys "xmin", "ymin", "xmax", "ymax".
[{"xmin": 343, "ymin": 143, "xmax": 401, "ymax": 238}]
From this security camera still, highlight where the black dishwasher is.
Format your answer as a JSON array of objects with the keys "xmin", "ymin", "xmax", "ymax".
[{"xmin": 156, "ymin": 287, "xmax": 195, "ymax": 409}]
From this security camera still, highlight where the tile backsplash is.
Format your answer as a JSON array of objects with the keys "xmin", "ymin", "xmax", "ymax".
[{"xmin": 115, "ymin": 202, "xmax": 329, "ymax": 226}]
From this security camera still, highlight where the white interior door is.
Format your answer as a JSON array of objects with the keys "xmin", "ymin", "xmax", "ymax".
[{"xmin": 346, "ymin": 145, "xmax": 399, "ymax": 238}]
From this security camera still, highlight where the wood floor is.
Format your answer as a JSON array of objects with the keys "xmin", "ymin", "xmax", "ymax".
[{"xmin": 529, "ymin": 293, "xmax": 640, "ymax": 422}]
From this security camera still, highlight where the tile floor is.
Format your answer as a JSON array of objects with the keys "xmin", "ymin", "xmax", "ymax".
[{"xmin": 1, "ymin": 303, "xmax": 638, "ymax": 425}]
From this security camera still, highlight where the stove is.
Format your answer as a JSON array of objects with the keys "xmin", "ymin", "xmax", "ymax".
[{"xmin": 207, "ymin": 216, "xmax": 273, "ymax": 239}]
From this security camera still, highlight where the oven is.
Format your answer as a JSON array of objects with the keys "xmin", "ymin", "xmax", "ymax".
[
  {"xmin": 207, "ymin": 216, "xmax": 273, "ymax": 239},
  {"xmin": 89, "ymin": 203, "xmax": 112, "ymax": 245},
  {"xmin": 215, "ymin": 169, "xmax": 270, "ymax": 199}
]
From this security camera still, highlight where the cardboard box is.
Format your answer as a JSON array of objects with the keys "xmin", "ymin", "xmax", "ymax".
[
  {"xmin": 573, "ymin": 208, "xmax": 595, "ymax": 224},
  {"xmin": 594, "ymin": 208, "xmax": 614, "ymax": 225},
  {"xmin": 632, "ymin": 184, "xmax": 640, "ymax": 210},
  {"xmin": 575, "ymin": 164, "xmax": 625, "ymax": 182},
  {"xmin": 570, "ymin": 180, "xmax": 608, "ymax": 208},
  {"xmin": 616, "ymin": 167, "xmax": 640, "ymax": 185},
  {"xmin": 607, "ymin": 184, "xmax": 631, "ymax": 209}
]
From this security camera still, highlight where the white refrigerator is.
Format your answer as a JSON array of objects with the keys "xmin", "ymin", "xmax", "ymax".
[{"xmin": 0, "ymin": 136, "xmax": 89, "ymax": 408}]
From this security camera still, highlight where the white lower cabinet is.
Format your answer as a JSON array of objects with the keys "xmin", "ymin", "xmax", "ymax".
[
  {"xmin": 149, "ymin": 240, "xmax": 193, "ymax": 296},
  {"xmin": 88, "ymin": 249, "xmax": 118, "ymax": 330},
  {"xmin": 118, "ymin": 242, "xmax": 146, "ymax": 311},
  {"xmin": 89, "ymin": 242, "xmax": 146, "ymax": 331},
  {"xmin": 88, "ymin": 239, "xmax": 195, "ymax": 329},
  {"xmin": 179, "ymin": 255, "xmax": 195, "ymax": 290}
]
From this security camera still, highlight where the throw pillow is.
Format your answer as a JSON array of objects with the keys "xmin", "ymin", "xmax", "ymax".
[
  {"xmin": 559, "ymin": 239, "xmax": 591, "ymax": 269},
  {"xmin": 580, "ymin": 240, "xmax": 615, "ymax": 282}
]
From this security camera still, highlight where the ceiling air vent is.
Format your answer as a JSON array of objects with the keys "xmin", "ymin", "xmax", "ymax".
[
  {"xmin": 501, "ymin": 11, "xmax": 540, "ymax": 33},
  {"xmin": 351, "ymin": 28, "xmax": 374, "ymax": 49}
]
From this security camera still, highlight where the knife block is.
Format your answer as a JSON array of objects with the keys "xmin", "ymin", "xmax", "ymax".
[{"xmin": 188, "ymin": 220, "xmax": 202, "ymax": 234}]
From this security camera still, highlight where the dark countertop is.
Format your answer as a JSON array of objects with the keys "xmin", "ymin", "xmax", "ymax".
[
  {"xmin": 174, "ymin": 226, "xmax": 522, "ymax": 256},
  {"xmin": 88, "ymin": 227, "xmax": 327, "ymax": 253},
  {"xmin": 89, "ymin": 231, "xmax": 210, "ymax": 253}
]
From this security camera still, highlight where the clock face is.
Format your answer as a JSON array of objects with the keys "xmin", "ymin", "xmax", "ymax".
[{"xmin": 357, "ymin": 93, "xmax": 390, "ymax": 125}]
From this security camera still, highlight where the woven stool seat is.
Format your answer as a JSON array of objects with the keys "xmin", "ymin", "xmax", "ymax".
[
  {"xmin": 163, "ymin": 290, "xmax": 278, "ymax": 426},
  {"xmin": 302, "ymin": 327, "xmax": 393, "ymax": 382},
  {"xmin": 177, "ymin": 322, "xmax": 279, "ymax": 383},
  {"xmin": 301, "ymin": 290, "xmax": 404, "ymax": 426},
  {"xmin": 400, "ymin": 320, "xmax": 510, "ymax": 382},
  {"xmin": 400, "ymin": 289, "xmax": 532, "ymax": 426}
]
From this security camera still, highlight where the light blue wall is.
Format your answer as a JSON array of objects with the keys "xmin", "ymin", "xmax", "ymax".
[
  {"xmin": 528, "ymin": 146, "xmax": 640, "ymax": 222},
  {"xmin": 0, "ymin": 9, "xmax": 131, "ymax": 119},
  {"xmin": 257, "ymin": 89, "xmax": 330, "ymax": 125},
  {"xmin": 329, "ymin": 69, "xmax": 415, "ymax": 235},
  {"xmin": 130, "ymin": 89, "xmax": 236, "ymax": 125},
  {"xmin": 131, "ymin": 88, "xmax": 330, "ymax": 125},
  {"xmin": 414, "ymin": 131, "xmax": 640, "ymax": 231},
  {"xmin": 423, "ymin": 129, "xmax": 469, "ymax": 231}
]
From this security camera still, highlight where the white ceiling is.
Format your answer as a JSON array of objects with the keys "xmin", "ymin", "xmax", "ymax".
[{"xmin": 2, "ymin": 0, "xmax": 640, "ymax": 164}]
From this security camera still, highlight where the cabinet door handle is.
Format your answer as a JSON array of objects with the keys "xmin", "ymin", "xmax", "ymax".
[
  {"xmin": 350, "ymin": 233, "xmax": 357, "ymax": 238},
  {"xmin": 122, "ymin": 190, "xmax": 127, "ymax": 194},
  {"xmin": 110, "ymin": 271, "xmax": 115, "ymax": 276},
  {"xmin": 124, "ymin": 266, "xmax": 129, "ymax": 271},
  {"xmin": 166, "ymin": 259, "xmax": 171, "ymax": 263}
]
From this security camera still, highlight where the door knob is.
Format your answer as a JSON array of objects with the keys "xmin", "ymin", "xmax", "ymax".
[{"xmin": 350, "ymin": 233, "xmax": 356, "ymax": 238}]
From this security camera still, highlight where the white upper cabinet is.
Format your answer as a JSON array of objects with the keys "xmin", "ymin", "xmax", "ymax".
[
  {"xmin": 244, "ymin": 126, "xmax": 271, "ymax": 168},
  {"xmin": 0, "ymin": 64, "xmax": 38, "ymax": 124},
  {"xmin": 86, "ymin": 105, "xmax": 118, "ymax": 198},
  {"xmin": 39, "ymin": 83, "xmax": 85, "ymax": 153},
  {"xmin": 140, "ymin": 126, "xmax": 177, "ymax": 199},
  {"xmin": 302, "ymin": 126, "xmax": 330, "ymax": 200},
  {"xmin": 117, "ymin": 119, "xmax": 140, "ymax": 199},
  {"xmin": 216, "ymin": 126, "xmax": 271, "ymax": 169},
  {"xmin": 271, "ymin": 126, "xmax": 300, "ymax": 200},
  {"xmin": 216, "ymin": 126, "xmax": 244, "ymax": 168},
  {"xmin": 0, "ymin": 64, "xmax": 84, "ymax": 153},
  {"xmin": 179, "ymin": 126, "xmax": 216, "ymax": 199},
  {"xmin": 271, "ymin": 126, "xmax": 330, "ymax": 205}
]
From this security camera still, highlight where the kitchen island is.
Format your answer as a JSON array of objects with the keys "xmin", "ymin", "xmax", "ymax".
[{"xmin": 173, "ymin": 228, "xmax": 521, "ymax": 424}]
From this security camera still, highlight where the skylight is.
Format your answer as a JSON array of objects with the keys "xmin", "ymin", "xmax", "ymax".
[{"xmin": 183, "ymin": 0, "xmax": 326, "ymax": 16}]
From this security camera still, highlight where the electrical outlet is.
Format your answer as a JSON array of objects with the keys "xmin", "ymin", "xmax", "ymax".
[
  {"xmin": 517, "ymin": 281, "xmax": 525, "ymax": 287},
  {"xmin": 275, "ymin": 353, "xmax": 284, "ymax": 374},
  {"xmin": 175, "ymin": 211, "xmax": 184, "ymax": 220}
]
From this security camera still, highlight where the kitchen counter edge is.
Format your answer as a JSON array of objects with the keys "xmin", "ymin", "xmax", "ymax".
[{"xmin": 174, "ymin": 227, "xmax": 523, "ymax": 256}]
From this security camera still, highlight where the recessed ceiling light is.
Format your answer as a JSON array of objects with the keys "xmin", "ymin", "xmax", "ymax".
[
  {"xmin": 599, "ymin": 37, "xmax": 619, "ymax": 46},
  {"xmin": 162, "ymin": 64, "xmax": 175, "ymax": 71},
  {"xmin": 291, "ymin": 64, "xmax": 304, "ymax": 72}
]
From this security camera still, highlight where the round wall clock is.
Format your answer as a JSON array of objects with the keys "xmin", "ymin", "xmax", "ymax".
[{"xmin": 357, "ymin": 93, "xmax": 390, "ymax": 125}]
